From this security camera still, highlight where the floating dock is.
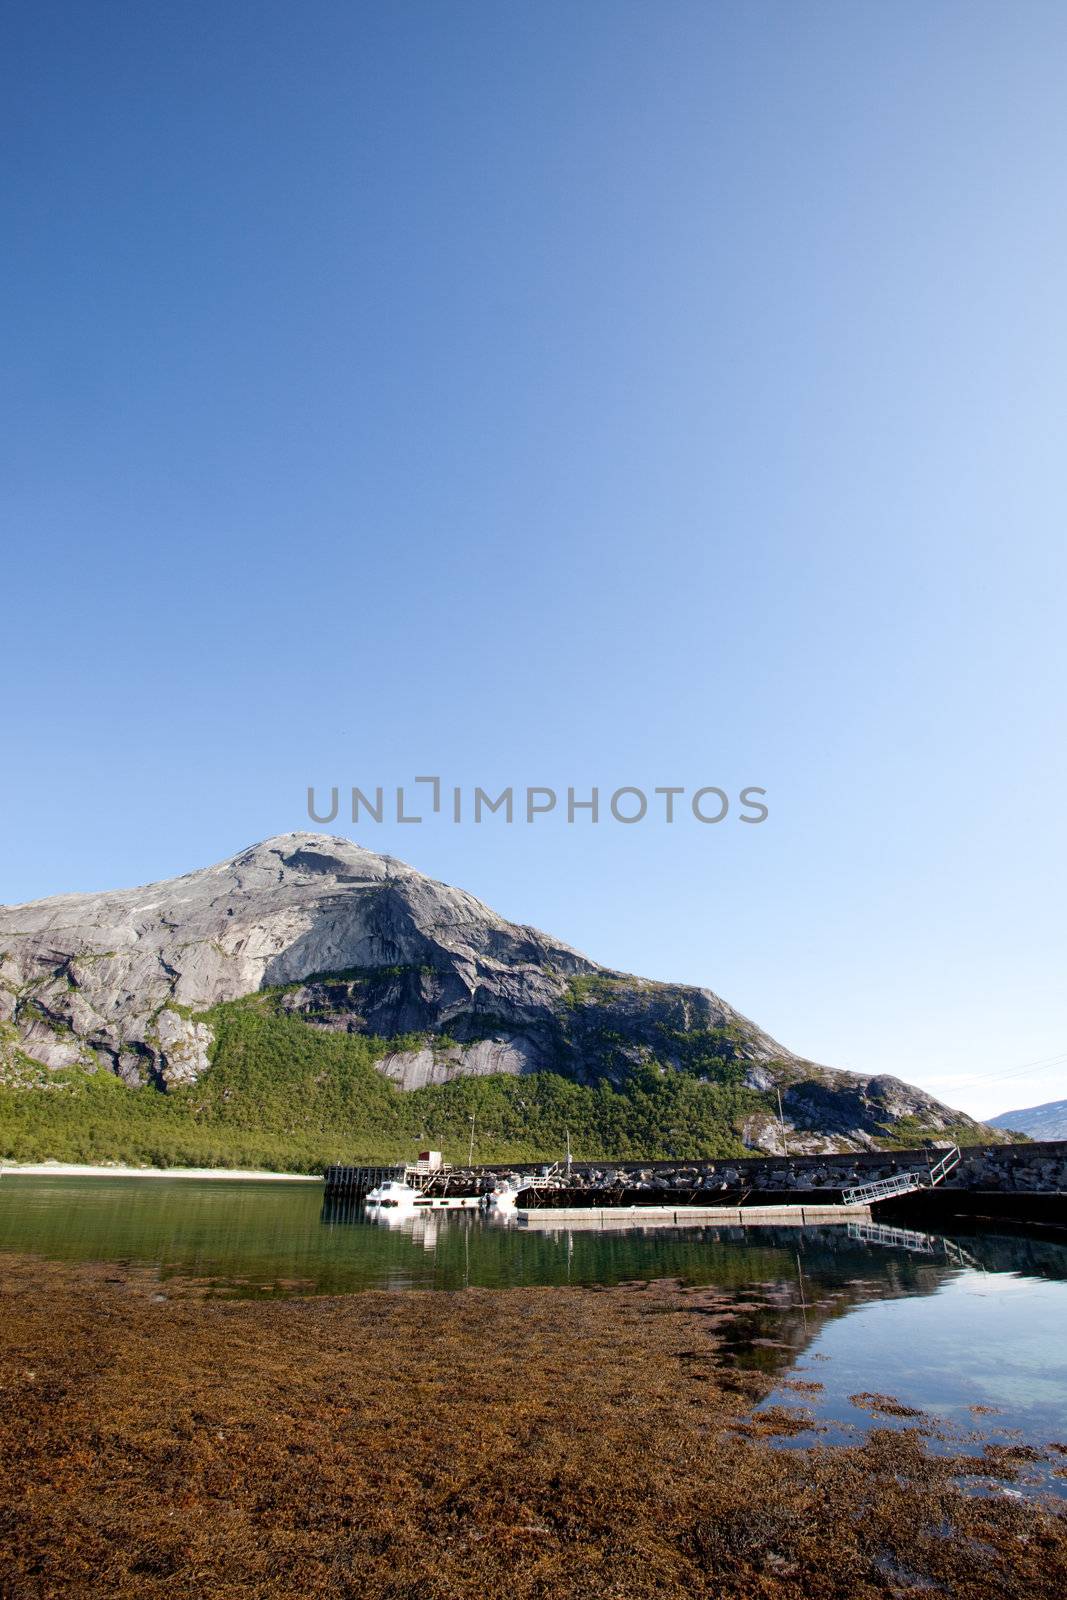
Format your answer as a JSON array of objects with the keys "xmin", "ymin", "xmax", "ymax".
[{"xmin": 515, "ymin": 1202, "xmax": 871, "ymax": 1229}]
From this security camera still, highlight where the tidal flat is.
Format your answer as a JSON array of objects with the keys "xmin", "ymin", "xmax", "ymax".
[{"xmin": 2, "ymin": 1253, "xmax": 1065, "ymax": 1600}]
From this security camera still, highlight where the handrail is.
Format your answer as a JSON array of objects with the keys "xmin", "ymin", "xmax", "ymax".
[
  {"xmin": 927, "ymin": 1145, "xmax": 961, "ymax": 1186},
  {"xmin": 841, "ymin": 1145, "xmax": 961, "ymax": 1208}
]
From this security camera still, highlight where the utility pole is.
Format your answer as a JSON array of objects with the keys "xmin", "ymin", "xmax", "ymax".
[
  {"xmin": 777, "ymin": 1088, "xmax": 788, "ymax": 1152},
  {"xmin": 468, "ymin": 1112, "xmax": 476, "ymax": 1169}
]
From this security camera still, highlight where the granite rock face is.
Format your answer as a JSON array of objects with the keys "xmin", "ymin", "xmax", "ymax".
[{"xmin": 0, "ymin": 833, "xmax": 994, "ymax": 1151}]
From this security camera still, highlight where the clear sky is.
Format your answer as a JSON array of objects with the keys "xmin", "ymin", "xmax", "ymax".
[{"xmin": 3, "ymin": 1, "xmax": 1065, "ymax": 1120}]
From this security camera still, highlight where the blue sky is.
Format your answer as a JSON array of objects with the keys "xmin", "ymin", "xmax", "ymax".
[{"xmin": 3, "ymin": 1, "xmax": 1065, "ymax": 1119}]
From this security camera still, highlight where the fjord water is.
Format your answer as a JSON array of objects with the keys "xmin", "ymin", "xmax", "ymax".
[{"xmin": 3, "ymin": 1175, "xmax": 1067, "ymax": 1476}]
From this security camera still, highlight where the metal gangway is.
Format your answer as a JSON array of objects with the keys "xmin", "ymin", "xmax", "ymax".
[{"xmin": 841, "ymin": 1144, "xmax": 961, "ymax": 1208}]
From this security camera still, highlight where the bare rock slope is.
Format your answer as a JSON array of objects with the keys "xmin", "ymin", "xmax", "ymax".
[
  {"xmin": 988, "ymin": 1099, "xmax": 1067, "ymax": 1141},
  {"xmin": 0, "ymin": 834, "xmax": 993, "ymax": 1151}
]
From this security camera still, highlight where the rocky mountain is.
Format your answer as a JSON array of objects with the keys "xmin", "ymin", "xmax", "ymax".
[
  {"xmin": 988, "ymin": 1098, "xmax": 1067, "ymax": 1141},
  {"xmin": 0, "ymin": 833, "xmax": 1000, "ymax": 1153}
]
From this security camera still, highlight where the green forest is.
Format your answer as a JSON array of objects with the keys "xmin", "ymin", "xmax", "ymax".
[{"xmin": 0, "ymin": 1000, "xmax": 767, "ymax": 1171}]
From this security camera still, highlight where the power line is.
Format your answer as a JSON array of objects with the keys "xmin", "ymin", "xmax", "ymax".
[{"xmin": 930, "ymin": 1049, "xmax": 1067, "ymax": 1094}]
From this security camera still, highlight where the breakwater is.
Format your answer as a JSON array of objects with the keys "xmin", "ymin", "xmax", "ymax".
[
  {"xmin": 544, "ymin": 1142, "xmax": 1066, "ymax": 1197},
  {"xmin": 324, "ymin": 1141, "xmax": 1067, "ymax": 1202}
]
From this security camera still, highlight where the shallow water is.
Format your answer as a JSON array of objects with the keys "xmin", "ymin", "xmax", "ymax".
[
  {"xmin": 3, "ymin": 1175, "xmax": 1066, "ymax": 1483},
  {"xmin": 755, "ymin": 1259, "xmax": 1067, "ymax": 1496}
]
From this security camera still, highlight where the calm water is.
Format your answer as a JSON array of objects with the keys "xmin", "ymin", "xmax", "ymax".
[{"xmin": 3, "ymin": 1175, "xmax": 1066, "ymax": 1489}]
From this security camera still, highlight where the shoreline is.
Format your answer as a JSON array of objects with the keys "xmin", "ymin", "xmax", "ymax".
[{"xmin": 1, "ymin": 1162, "xmax": 321, "ymax": 1181}]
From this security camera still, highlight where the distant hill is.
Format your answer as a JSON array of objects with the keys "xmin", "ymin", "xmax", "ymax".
[
  {"xmin": 0, "ymin": 833, "xmax": 1011, "ymax": 1169},
  {"xmin": 987, "ymin": 1098, "xmax": 1067, "ymax": 1141}
]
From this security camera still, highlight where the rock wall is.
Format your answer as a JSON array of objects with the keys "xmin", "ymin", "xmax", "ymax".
[{"xmin": 504, "ymin": 1142, "xmax": 1067, "ymax": 1196}]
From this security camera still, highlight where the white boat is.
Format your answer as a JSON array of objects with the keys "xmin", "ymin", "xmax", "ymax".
[
  {"xmin": 365, "ymin": 1179, "xmax": 481, "ymax": 1212},
  {"xmin": 484, "ymin": 1178, "xmax": 521, "ymax": 1212},
  {"xmin": 364, "ymin": 1179, "xmax": 419, "ymax": 1210}
]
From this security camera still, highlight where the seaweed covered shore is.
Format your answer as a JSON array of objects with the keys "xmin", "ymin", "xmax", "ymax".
[{"xmin": 1, "ymin": 1254, "xmax": 1065, "ymax": 1599}]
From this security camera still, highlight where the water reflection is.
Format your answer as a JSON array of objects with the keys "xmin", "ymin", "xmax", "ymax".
[
  {"xmin": 5, "ymin": 1177, "xmax": 1066, "ymax": 1304},
  {"xmin": 3, "ymin": 1175, "xmax": 1067, "ymax": 1465}
]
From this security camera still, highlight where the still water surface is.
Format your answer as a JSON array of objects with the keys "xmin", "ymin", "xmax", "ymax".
[{"xmin": 3, "ymin": 1176, "xmax": 1066, "ymax": 1489}]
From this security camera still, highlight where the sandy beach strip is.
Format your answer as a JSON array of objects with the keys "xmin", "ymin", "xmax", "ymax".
[{"xmin": 0, "ymin": 1162, "xmax": 321, "ymax": 1180}]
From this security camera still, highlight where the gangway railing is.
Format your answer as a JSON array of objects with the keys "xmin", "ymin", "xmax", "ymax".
[
  {"xmin": 847, "ymin": 1221, "xmax": 938, "ymax": 1253},
  {"xmin": 846, "ymin": 1218, "xmax": 983, "ymax": 1270},
  {"xmin": 520, "ymin": 1168, "xmax": 565, "ymax": 1190},
  {"xmin": 841, "ymin": 1145, "xmax": 960, "ymax": 1208},
  {"xmin": 927, "ymin": 1144, "xmax": 962, "ymax": 1186}
]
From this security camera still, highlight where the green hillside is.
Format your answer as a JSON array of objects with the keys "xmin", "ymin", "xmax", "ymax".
[{"xmin": 0, "ymin": 996, "xmax": 766, "ymax": 1171}]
